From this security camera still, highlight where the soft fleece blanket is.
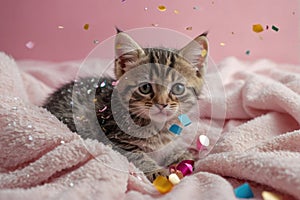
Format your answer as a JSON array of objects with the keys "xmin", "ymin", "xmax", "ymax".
[{"xmin": 0, "ymin": 52, "xmax": 300, "ymax": 200}]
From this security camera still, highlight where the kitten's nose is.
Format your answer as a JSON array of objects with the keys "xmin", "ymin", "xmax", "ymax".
[{"xmin": 155, "ymin": 104, "xmax": 168, "ymax": 110}]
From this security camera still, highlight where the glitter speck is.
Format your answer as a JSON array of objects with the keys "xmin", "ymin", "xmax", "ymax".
[
  {"xmin": 186, "ymin": 26, "xmax": 193, "ymax": 31},
  {"xmin": 193, "ymin": 6, "xmax": 199, "ymax": 10},
  {"xmin": 25, "ymin": 41, "xmax": 35, "ymax": 49},
  {"xmin": 13, "ymin": 97, "xmax": 19, "ymax": 101},
  {"xmin": 27, "ymin": 124, "xmax": 33, "ymax": 129},
  {"xmin": 12, "ymin": 106, "xmax": 17, "ymax": 110},
  {"xmin": 69, "ymin": 182, "xmax": 74, "ymax": 187},
  {"xmin": 70, "ymin": 101, "xmax": 74, "ymax": 106},
  {"xmin": 83, "ymin": 24, "xmax": 89, "ymax": 30},
  {"xmin": 58, "ymin": 25, "xmax": 64, "ymax": 29},
  {"xmin": 28, "ymin": 135, "xmax": 33, "ymax": 141},
  {"xmin": 151, "ymin": 23, "xmax": 159, "ymax": 27},
  {"xmin": 26, "ymin": 174, "xmax": 30, "ymax": 178},
  {"xmin": 100, "ymin": 81, "xmax": 106, "ymax": 87},
  {"xmin": 220, "ymin": 42, "xmax": 226, "ymax": 46},
  {"xmin": 157, "ymin": 5, "xmax": 166, "ymax": 12},
  {"xmin": 87, "ymin": 89, "xmax": 92, "ymax": 94},
  {"xmin": 60, "ymin": 140, "xmax": 65, "ymax": 144},
  {"xmin": 93, "ymin": 39, "xmax": 99, "ymax": 44},
  {"xmin": 174, "ymin": 9, "xmax": 179, "ymax": 14},
  {"xmin": 144, "ymin": 7, "xmax": 148, "ymax": 11}
]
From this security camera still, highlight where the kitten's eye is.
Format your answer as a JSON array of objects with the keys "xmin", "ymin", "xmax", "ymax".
[
  {"xmin": 171, "ymin": 83, "xmax": 185, "ymax": 95},
  {"xmin": 138, "ymin": 83, "xmax": 152, "ymax": 94}
]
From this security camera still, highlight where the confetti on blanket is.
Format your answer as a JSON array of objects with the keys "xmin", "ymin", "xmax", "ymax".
[{"xmin": 0, "ymin": 52, "xmax": 300, "ymax": 200}]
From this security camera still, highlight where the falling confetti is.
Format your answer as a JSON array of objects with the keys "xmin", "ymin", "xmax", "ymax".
[
  {"xmin": 220, "ymin": 42, "xmax": 226, "ymax": 46},
  {"xmin": 151, "ymin": 23, "xmax": 159, "ymax": 27},
  {"xmin": 201, "ymin": 49, "xmax": 207, "ymax": 57},
  {"xmin": 262, "ymin": 191, "xmax": 282, "ymax": 200},
  {"xmin": 25, "ymin": 41, "xmax": 35, "ymax": 49},
  {"xmin": 252, "ymin": 24, "xmax": 264, "ymax": 33},
  {"xmin": 246, "ymin": 50, "xmax": 250, "ymax": 55},
  {"xmin": 93, "ymin": 39, "xmax": 99, "ymax": 44},
  {"xmin": 186, "ymin": 26, "xmax": 193, "ymax": 31},
  {"xmin": 144, "ymin": 7, "xmax": 148, "ymax": 11},
  {"xmin": 58, "ymin": 25, "xmax": 64, "ymax": 29},
  {"xmin": 174, "ymin": 9, "xmax": 179, "ymax": 14},
  {"xmin": 157, "ymin": 5, "xmax": 167, "ymax": 12},
  {"xmin": 234, "ymin": 183, "xmax": 254, "ymax": 198},
  {"xmin": 266, "ymin": 25, "xmax": 269, "ymax": 30},
  {"xmin": 193, "ymin": 6, "xmax": 199, "ymax": 10},
  {"xmin": 271, "ymin": 25, "xmax": 279, "ymax": 32},
  {"xmin": 83, "ymin": 23, "xmax": 90, "ymax": 30}
]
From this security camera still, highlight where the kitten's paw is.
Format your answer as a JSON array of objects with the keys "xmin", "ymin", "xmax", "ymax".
[{"xmin": 145, "ymin": 168, "xmax": 169, "ymax": 182}]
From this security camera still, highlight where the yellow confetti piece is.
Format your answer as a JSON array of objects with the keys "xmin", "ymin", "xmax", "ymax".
[
  {"xmin": 153, "ymin": 176, "xmax": 173, "ymax": 194},
  {"xmin": 157, "ymin": 5, "xmax": 166, "ymax": 12},
  {"xmin": 262, "ymin": 191, "xmax": 282, "ymax": 200},
  {"xmin": 201, "ymin": 49, "xmax": 207, "ymax": 57},
  {"xmin": 83, "ymin": 23, "xmax": 89, "ymax": 30},
  {"xmin": 220, "ymin": 42, "xmax": 226, "ymax": 46},
  {"xmin": 116, "ymin": 43, "xmax": 122, "ymax": 49},
  {"xmin": 174, "ymin": 9, "xmax": 179, "ymax": 14},
  {"xmin": 186, "ymin": 26, "xmax": 193, "ymax": 31},
  {"xmin": 252, "ymin": 24, "xmax": 264, "ymax": 33}
]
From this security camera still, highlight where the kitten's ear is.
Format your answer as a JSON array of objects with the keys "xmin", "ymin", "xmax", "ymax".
[
  {"xmin": 115, "ymin": 32, "xmax": 145, "ymax": 79},
  {"xmin": 179, "ymin": 33, "xmax": 209, "ymax": 77}
]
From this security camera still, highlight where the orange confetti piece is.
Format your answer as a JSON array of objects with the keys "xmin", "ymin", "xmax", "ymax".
[
  {"xmin": 157, "ymin": 5, "xmax": 166, "ymax": 12},
  {"xmin": 83, "ymin": 24, "xmax": 90, "ymax": 30},
  {"xmin": 174, "ymin": 9, "xmax": 179, "ymax": 14},
  {"xmin": 252, "ymin": 24, "xmax": 264, "ymax": 33}
]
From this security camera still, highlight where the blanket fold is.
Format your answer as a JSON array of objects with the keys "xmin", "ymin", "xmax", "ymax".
[{"xmin": 1, "ymin": 53, "xmax": 300, "ymax": 199}]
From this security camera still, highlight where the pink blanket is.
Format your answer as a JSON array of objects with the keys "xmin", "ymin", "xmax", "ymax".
[{"xmin": 1, "ymin": 52, "xmax": 300, "ymax": 200}]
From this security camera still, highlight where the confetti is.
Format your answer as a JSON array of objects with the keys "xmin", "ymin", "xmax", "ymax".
[
  {"xmin": 100, "ymin": 81, "xmax": 106, "ymax": 87},
  {"xmin": 252, "ymin": 24, "xmax": 264, "ymax": 33},
  {"xmin": 245, "ymin": 50, "xmax": 250, "ymax": 55},
  {"xmin": 99, "ymin": 106, "xmax": 107, "ymax": 113},
  {"xmin": 201, "ymin": 49, "xmax": 207, "ymax": 57},
  {"xmin": 157, "ymin": 5, "xmax": 166, "ymax": 12},
  {"xmin": 93, "ymin": 39, "xmax": 99, "ymax": 44},
  {"xmin": 25, "ymin": 41, "xmax": 35, "ymax": 49},
  {"xmin": 186, "ymin": 26, "xmax": 193, "ymax": 31},
  {"xmin": 169, "ymin": 124, "xmax": 182, "ymax": 135},
  {"xmin": 112, "ymin": 81, "xmax": 119, "ymax": 86},
  {"xmin": 193, "ymin": 6, "xmax": 199, "ymax": 10},
  {"xmin": 144, "ymin": 7, "xmax": 148, "ymax": 11},
  {"xmin": 28, "ymin": 135, "xmax": 33, "ymax": 141},
  {"xmin": 262, "ymin": 191, "xmax": 282, "ymax": 200},
  {"xmin": 153, "ymin": 176, "xmax": 173, "ymax": 194},
  {"xmin": 176, "ymin": 161, "xmax": 193, "ymax": 176},
  {"xmin": 58, "ymin": 25, "xmax": 64, "ymax": 29},
  {"xmin": 197, "ymin": 135, "xmax": 210, "ymax": 150},
  {"xmin": 83, "ymin": 23, "xmax": 89, "ymax": 30},
  {"xmin": 234, "ymin": 183, "xmax": 254, "ymax": 198},
  {"xmin": 220, "ymin": 42, "xmax": 226, "ymax": 46},
  {"xmin": 151, "ymin": 23, "xmax": 159, "ymax": 27},
  {"xmin": 168, "ymin": 173, "xmax": 181, "ymax": 185},
  {"xmin": 266, "ymin": 25, "xmax": 269, "ymax": 30},
  {"xmin": 178, "ymin": 114, "xmax": 191, "ymax": 127},
  {"xmin": 174, "ymin": 9, "xmax": 179, "ymax": 14},
  {"xmin": 271, "ymin": 25, "xmax": 279, "ymax": 32}
]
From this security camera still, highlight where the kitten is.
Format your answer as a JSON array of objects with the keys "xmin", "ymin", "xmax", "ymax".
[{"xmin": 43, "ymin": 30, "xmax": 209, "ymax": 182}]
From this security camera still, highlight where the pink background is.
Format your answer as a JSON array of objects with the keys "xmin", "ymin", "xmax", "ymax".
[{"xmin": 0, "ymin": 0, "xmax": 299, "ymax": 64}]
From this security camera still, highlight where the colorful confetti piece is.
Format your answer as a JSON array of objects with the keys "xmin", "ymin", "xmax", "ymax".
[
  {"xmin": 186, "ymin": 26, "xmax": 193, "ymax": 31},
  {"xmin": 271, "ymin": 25, "xmax": 279, "ymax": 32},
  {"xmin": 168, "ymin": 173, "xmax": 181, "ymax": 185},
  {"xmin": 201, "ymin": 49, "xmax": 207, "ymax": 57},
  {"xmin": 83, "ymin": 23, "xmax": 89, "ymax": 30},
  {"xmin": 178, "ymin": 114, "xmax": 191, "ymax": 127},
  {"xmin": 262, "ymin": 191, "xmax": 282, "ymax": 200},
  {"xmin": 144, "ymin": 7, "xmax": 148, "ymax": 11},
  {"xmin": 252, "ymin": 24, "xmax": 264, "ymax": 33},
  {"xmin": 220, "ymin": 42, "xmax": 226, "ymax": 46},
  {"xmin": 193, "ymin": 6, "xmax": 199, "ymax": 10},
  {"xmin": 25, "ymin": 41, "xmax": 35, "ymax": 49},
  {"xmin": 246, "ymin": 50, "xmax": 250, "ymax": 55},
  {"xmin": 58, "ymin": 25, "xmax": 64, "ymax": 29},
  {"xmin": 157, "ymin": 5, "xmax": 166, "ymax": 12},
  {"xmin": 93, "ymin": 39, "xmax": 99, "ymax": 44},
  {"xmin": 174, "ymin": 9, "xmax": 179, "ymax": 14},
  {"xmin": 151, "ymin": 23, "xmax": 159, "ymax": 27},
  {"xmin": 234, "ymin": 183, "xmax": 254, "ymax": 198},
  {"xmin": 99, "ymin": 106, "xmax": 107, "ymax": 113},
  {"xmin": 169, "ymin": 124, "xmax": 182, "ymax": 135},
  {"xmin": 196, "ymin": 135, "xmax": 210, "ymax": 150},
  {"xmin": 153, "ymin": 176, "xmax": 173, "ymax": 194}
]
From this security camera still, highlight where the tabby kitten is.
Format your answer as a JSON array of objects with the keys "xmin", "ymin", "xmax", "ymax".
[{"xmin": 43, "ymin": 31, "xmax": 209, "ymax": 181}]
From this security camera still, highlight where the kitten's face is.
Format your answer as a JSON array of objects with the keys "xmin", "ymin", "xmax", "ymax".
[{"xmin": 114, "ymin": 32, "xmax": 209, "ymax": 124}]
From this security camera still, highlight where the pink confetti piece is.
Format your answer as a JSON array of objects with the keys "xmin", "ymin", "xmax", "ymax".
[
  {"xmin": 25, "ymin": 41, "xmax": 35, "ymax": 49},
  {"xmin": 112, "ymin": 81, "xmax": 119, "ymax": 86},
  {"xmin": 99, "ymin": 106, "xmax": 107, "ymax": 113}
]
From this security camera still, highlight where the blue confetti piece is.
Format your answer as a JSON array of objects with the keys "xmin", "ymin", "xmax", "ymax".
[
  {"xmin": 169, "ymin": 124, "xmax": 182, "ymax": 135},
  {"xmin": 178, "ymin": 114, "xmax": 192, "ymax": 127},
  {"xmin": 234, "ymin": 183, "xmax": 254, "ymax": 198}
]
